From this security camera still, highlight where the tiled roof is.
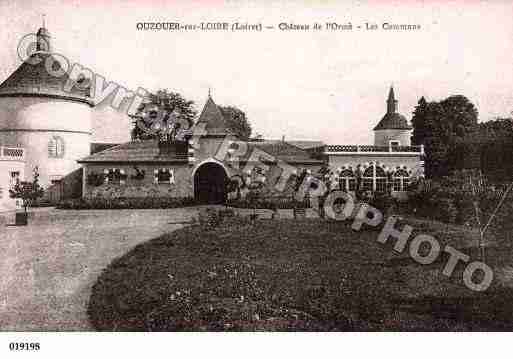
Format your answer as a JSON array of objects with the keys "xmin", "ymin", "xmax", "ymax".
[
  {"xmin": 287, "ymin": 140, "xmax": 325, "ymax": 150},
  {"xmin": 78, "ymin": 140, "xmax": 189, "ymax": 163},
  {"xmin": 373, "ymin": 113, "xmax": 412, "ymax": 130},
  {"xmin": 90, "ymin": 143, "xmax": 120, "ymax": 155},
  {"xmin": 248, "ymin": 140, "xmax": 324, "ymax": 164},
  {"xmin": 0, "ymin": 53, "xmax": 93, "ymax": 105},
  {"xmin": 196, "ymin": 96, "xmax": 231, "ymax": 136},
  {"xmin": 79, "ymin": 138, "xmax": 323, "ymax": 166}
]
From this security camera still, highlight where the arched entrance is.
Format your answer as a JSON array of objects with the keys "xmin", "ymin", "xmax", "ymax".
[{"xmin": 193, "ymin": 162, "xmax": 228, "ymax": 204}]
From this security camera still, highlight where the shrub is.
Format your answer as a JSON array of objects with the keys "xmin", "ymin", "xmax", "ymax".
[
  {"xmin": 226, "ymin": 197, "xmax": 308, "ymax": 210},
  {"xmin": 86, "ymin": 172, "xmax": 106, "ymax": 187},
  {"xmin": 408, "ymin": 173, "xmax": 513, "ymax": 230},
  {"xmin": 198, "ymin": 207, "xmax": 249, "ymax": 231},
  {"xmin": 367, "ymin": 192, "xmax": 395, "ymax": 214},
  {"xmin": 57, "ymin": 197, "xmax": 196, "ymax": 210},
  {"xmin": 227, "ymin": 198, "xmax": 309, "ymax": 210}
]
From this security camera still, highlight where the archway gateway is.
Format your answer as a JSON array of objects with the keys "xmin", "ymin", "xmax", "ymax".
[{"xmin": 193, "ymin": 162, "xmax": 228, "ymax": 204}]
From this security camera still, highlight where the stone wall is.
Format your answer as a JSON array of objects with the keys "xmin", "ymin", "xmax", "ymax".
[{"xmin": 44, "ymin": 168, "xmax": 83, "ymax": 203}]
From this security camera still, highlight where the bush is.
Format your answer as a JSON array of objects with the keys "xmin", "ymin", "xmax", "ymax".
[
  {"xmin": 57, "ymin": 197, "xmax": 196, "ymax": 210},
  {"xmin": 408, "ymin": 173, "xmax": 513, "ymax": 229},
  {"xmin": 227, "ymin": 196, "xmax": 308, "ymax": 210},
  {"xmin": 86, "ymin": 172, "xmax": 106, "ymax": 187},
  {"xmin": 198, "ymin": 207, "xmax": 251, "ymax": 231},
  {"xmin": 367, "ymin": 192, "xmax": 395, "ymax": 214}
]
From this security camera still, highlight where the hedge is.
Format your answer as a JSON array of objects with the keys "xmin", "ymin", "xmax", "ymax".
[
  {"xmin": 226, "ymin": 197, "xmax": 309, "ymax": 210},
  {"xmin": 57, "ymin": 197, "xmax": 197, "ymax": 210}
]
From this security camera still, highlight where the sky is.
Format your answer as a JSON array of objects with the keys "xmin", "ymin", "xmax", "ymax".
[{"xmin": 0, "ymin": 0, "xmax": 512, "ymax": 144}]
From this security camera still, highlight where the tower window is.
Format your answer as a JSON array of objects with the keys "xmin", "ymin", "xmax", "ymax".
[{"xmin": 48, "ymin": 136, "xmax": 65, "ymax": 158}]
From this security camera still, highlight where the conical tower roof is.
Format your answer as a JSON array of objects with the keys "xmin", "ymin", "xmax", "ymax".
[
  {"xmin": 196, "ymin": 94, "xmax": 231, "ymax": 136},
  {"xmin": 0, "ymin": 27, "xmax": 93, "ymax": 106},
  {"xmin": 373, "ymin": 86, "xmax": 411, "ymax": 130}
]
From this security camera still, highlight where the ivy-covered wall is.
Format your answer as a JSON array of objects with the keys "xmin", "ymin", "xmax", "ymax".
[{"xmin": 82, "ymin": 163, "xmax": 193, "ymax": 198}]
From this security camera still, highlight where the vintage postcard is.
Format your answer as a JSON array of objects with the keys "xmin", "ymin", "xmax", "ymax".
[{"xmin": 1, "ymin": 0, "xmax": 512, "ymax": 356}]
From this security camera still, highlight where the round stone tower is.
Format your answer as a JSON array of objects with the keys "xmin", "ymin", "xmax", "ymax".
[
  {"xmin": 0, "ymin": 25, "xmax": 93, "ymax": 187},
  {"xmin": 373, "ymin": 86, "xmax": 412, "ymax": 147}
]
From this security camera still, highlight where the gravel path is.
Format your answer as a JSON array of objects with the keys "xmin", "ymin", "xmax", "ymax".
[{"xmin": 0, "ymin": 207, "xmax": 197, "ymax": 331}]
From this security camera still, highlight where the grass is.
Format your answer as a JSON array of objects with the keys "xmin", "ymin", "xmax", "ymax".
[{"xmin": 88, "ymin": 215, "xmax": 513, "ymax": 331}]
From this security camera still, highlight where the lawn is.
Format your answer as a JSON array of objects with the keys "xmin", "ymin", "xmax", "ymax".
[{"xmin": 88, "ymin": 215, "xmax": 513, "ymax": 331}]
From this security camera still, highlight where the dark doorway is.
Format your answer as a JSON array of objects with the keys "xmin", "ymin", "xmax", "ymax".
[{"xmin": 194, "ymin": 162, "xmax": 228, "ymax": 204}]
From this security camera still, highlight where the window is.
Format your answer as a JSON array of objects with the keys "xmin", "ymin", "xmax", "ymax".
[
  {"xmin": 104, "ymin": 168, "xmax": 127, "ymax": 185},
  {"xmin": 393, "ymin": 169, "xmax": 410, "ymax": 191},
  {"xmin": 389, "ymin": 140, "xmax": 400, "ymax": 147},
  {"xmin": 154, "ymin": 169, "xmax": 175, "ymax": 184},
  {"xmin": 362, "ymin": 165, "xmax": 387, "ymax": 192},
  {"xmin": 9, "ymin": 171, "xmax": 20, "ymax": 187},
  {"xmin": 339, "ymin": 169, "xmax": 356, "ymax": 192},
  {"xmin": 48, "ymin": 136, "xmax": 65, "ymax": 158}
]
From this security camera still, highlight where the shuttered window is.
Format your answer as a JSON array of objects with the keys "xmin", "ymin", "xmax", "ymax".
[{"xmin": 48, "ymin": 136, "xmax": 65, "ymax": 158}]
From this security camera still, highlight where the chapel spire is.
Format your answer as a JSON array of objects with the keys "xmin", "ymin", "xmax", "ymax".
[{"xmin": 386, "ymin": 85, "xmax": 398, "ymax": 114}]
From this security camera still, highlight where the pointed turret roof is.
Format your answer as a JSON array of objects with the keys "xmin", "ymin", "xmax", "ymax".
[
  {"xmin": 373, "ymin": 86, "xmax": 411, "ymax": 131},
  {"xmin": 196, "ymin": 94, "xmax": 231, "ymax": 136},
  {"xmin": 387, "ymin": 86, "xmax": 395, "ymax": 102},
  {"xmin": 0, "ymin": 26, "xmax": 93, "ymax": 106}
]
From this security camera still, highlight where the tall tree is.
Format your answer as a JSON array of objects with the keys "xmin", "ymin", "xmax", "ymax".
[
  {"xmin": 219, "ymin": 105, "xmax": 252, "ymax": 140},
  {"xmin": 411, "ymin": 95, "xmax": 479, "ymax": 177},
  {"xmin": 131, "ymin": 90, "xmax": 197, "ymax": 141},
  {"xmin": 439, "ymin": 95, "xmax": 479, "ymax": 138},
  {"xmin": 474, "ymin": 117, "xmax": 513, "ymax": 181},
  {"xmin": 411, "ymin": 96, "xmax": 429, "ymax": 146}
]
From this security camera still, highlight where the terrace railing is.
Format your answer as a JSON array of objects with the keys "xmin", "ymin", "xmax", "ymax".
[
  {"xmin": 0, "ymin": 146, "xmax": 25, "ymax": 161},
  {"xmin": 325, "ymin": 144, "xmax": 424, "ymax": 154}
]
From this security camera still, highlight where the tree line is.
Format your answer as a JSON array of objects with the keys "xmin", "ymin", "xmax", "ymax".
[{"xmin": 411, "ymin": 95, "xmax": 512, "ymax": 181}]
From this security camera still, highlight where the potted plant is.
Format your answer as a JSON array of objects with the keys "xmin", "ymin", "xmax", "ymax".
[{"xmin": 9, "ymin": 167, "xmax": 45, "ymax": 226}]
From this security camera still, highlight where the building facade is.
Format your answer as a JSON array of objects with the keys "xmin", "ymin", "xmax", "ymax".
[
  {"xmin": 0, "ymin": 146, "xmax": 25, "ymax": 211},
  {"xmin": 0, "ymin": 26, "xmax": 424, "ymax": 206},
  {"xmin": 79, "ymin": 95, "xmax": 324, "ymax": 203},
  {"xmin": 324, "ymin": 87, "xmax": 424, "ymax": 200}
]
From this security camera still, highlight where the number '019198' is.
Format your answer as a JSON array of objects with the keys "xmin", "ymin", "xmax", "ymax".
[{"xmin": 9, "ymin": 342, "xmax": 40, "ymax": 351}]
